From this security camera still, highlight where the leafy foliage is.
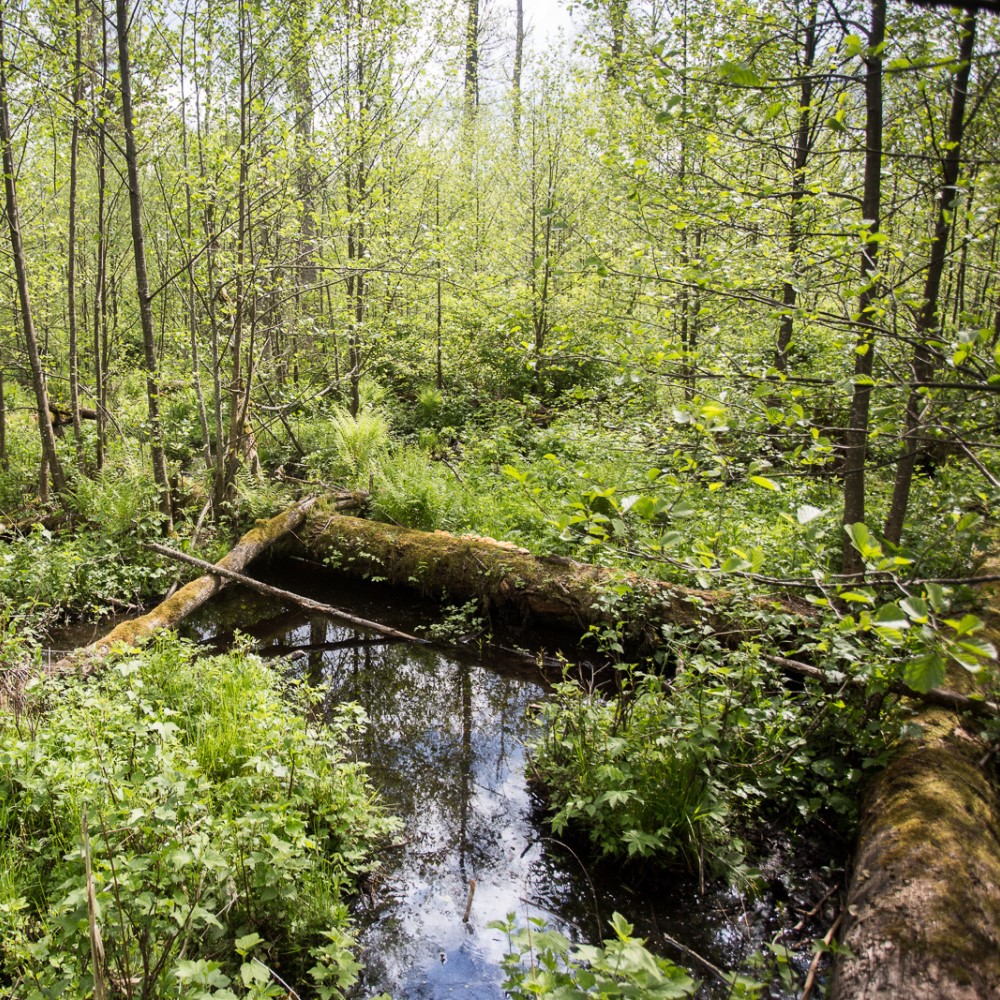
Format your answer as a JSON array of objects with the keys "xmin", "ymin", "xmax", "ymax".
[
  {"xmin": 0, "ymin": 635, "xmax": 398, "ymax": 998},
  {"xmin": 491, "ymin": 912, "xmax": 699, "ymax": 999}
]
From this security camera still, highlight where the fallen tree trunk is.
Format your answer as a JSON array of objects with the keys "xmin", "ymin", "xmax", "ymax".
[
  {"xmin": 832, "ymin": 568, "xmax": 1000, "ymax": 999},
  {"xmin": 143, "ymin": 541, "xmax": 426, "ymax": 644},
  {"xmin": 297, "ymin": 504, "xmax": 766, "ymax": 651},
  {"xmin": 47, "ymin": 496, "xmax": 324, "ymax": 676},
  {"xmin": 831, "ymin": 708, "xmax": 1000, "ymax": 999}
]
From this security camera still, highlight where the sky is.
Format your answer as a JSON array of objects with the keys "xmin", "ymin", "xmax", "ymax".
[{"xmin": 521, "ymin": 0, "xmax": 576, "ymax": 46}]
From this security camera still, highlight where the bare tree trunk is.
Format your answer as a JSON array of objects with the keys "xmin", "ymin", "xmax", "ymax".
[
  {"xmin": 0, "ymin": 361, "xmax": 6, "ymax": 472},
  {"xmin": 216, "ymin": 0, "xmax": 252, "ymax": 507},
  {"xmin": 0, "ymin": 9, "xmax": 66, "ymax": 497},
  {"xmin": 67, "ymin": 0, "xmax": 85, "ymax": 472},
  {"xmin": 115, "ymin": 0, "xmax": 172, "ymax": 526},
  {"xmin": 841, "ymin": 0, "xmax": 885, "ymax": 577},
  {"xmin": 92, "ymin": 42, "xmax": 108, "ymax": 474},
  {"xmin": 512, "ymin": 0, "xmax": 523, "ymax": 143},
  {"xmin": 179, "ymin": 4, "xmax": 212, "ymax": 472},
  {"xmin": 291, "ymin": 0, "xmax": 316, "ymax": 291},
  {"xmin": 464, "ymin": 0, "xmax": 478, "ymax": 116},
  {"xmin": 435, "ymin": 178, "xmax": 443, "ymax": 390},
  {"xmin": 774, "ymin": 1, "xmax": 818, "ymax": 374},
  {"xmin": 883, "ymin": 12, "xmax": 977, "ymax": 545}
]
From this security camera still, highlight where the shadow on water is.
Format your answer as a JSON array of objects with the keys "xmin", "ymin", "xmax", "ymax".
[{"xmin": 173, "ymin": 560, "xmax": 837, "ymax": 999}]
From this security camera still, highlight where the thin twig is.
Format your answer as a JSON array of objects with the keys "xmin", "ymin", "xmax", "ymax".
[
  {"xmin": 800, "ymin": 910, "xmax": 844, "ymax": 1000},
  {"xmin": 143, "ymin": 541, "xmax": 427, "ymax": 644},
  {"xmin": 658, "ymin": 929, "xmax": 731, "ymax": 986}
]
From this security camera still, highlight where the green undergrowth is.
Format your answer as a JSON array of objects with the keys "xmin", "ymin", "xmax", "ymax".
[
  {"xmin": 528, "ymin": 646, "xmax": 895, "ymax": 884},
  {"xmin": 491, "ymin": 912, "xmax": 705, "ymax": 999},
  {"xmin": 0, "ymin": 634, "xmax": 398, "ymax": 998}
]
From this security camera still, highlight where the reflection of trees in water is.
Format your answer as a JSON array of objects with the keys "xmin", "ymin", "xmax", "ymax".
[{"xmin": 255, "ymin": 615, "xmax": 544, "ymax": 995}]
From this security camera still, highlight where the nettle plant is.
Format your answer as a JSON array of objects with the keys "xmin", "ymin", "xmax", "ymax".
[{"xmin": 0, "ymin": 635, "xmax": 398, "ymax": 999}]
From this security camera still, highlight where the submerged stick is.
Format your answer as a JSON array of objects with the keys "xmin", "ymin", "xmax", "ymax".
[
  {"xmin": 144, "ymin": 541, "xmax": 427, "ymax": 645},
  {"xmin": 462, "ymin": 879, "xmax": 476, "ymax": 923}
]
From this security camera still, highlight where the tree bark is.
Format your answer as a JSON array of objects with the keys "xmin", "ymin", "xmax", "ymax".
[
  {"xmin": 0, "ymin": 9, "xmax": 66, "ymax": 496},
  {"xmin": 291, "ymin": 0, "xmax": 316, "ymax": 291},
  {"xmin": 46, "ymin": 496, "xmax": 323, "ymax": 676},
  {"xmin": 115, "ymin": 0, "xmax": 172, "ymax": 525},
  {"xmin": 608, "ymin": 0, "xmax": 627, "ymax": 80},
  {"xmin": 464, "ymin": 0, "xmax": 478, "ymax": 115},
  {"xmin": 143, "ymin": 538, "xmax": 424, "ymax": 643},
  {"xmin": 833, "ymin": 561, "xmax": 1000, "ymax": 998},
  {"xmin": 841, "ymin": 0, "xmax": 885, "ymax": 576},
  {"xmin": 774, "ymin": 0, "xmax": 818, "ymax": 374},
  {"xmin": 297, "ymin": 507, "xmax": 761, "ymax": 653},
  {"xmin": 512, "ymin": 0, "xmax": 523, "ymax": 143},
  {"xmin": 883, "ymin": 11, "xmax": 977, "ymax": 545},
  {"xmin": 67, "ymin": 0, "xmax": 85, "ymax": 472},
  {"xmin": 831, "ymin": 709, "xmax": 1000, "ymax": 999}
]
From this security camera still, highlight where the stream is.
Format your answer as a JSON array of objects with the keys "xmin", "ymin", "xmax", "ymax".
[{"xmin": 48, "ymin": 559, "xmax": 837, "ymax": 998}]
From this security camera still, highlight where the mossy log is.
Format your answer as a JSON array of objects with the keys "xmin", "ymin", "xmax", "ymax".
[
  {"xmin": 298, "ymin": 505, "xmax": 762, "ymax": 650},
  {"xmin": 47, "ymin": 496, "xmax": 322, "ymax": 676},
  {"xmin": 832, "ymin": 570, "xmax": 1000, "ymax": 1000},
  {"xmin": 831, "ymin": 711, "xmax": 1000, "ymax": 999}
]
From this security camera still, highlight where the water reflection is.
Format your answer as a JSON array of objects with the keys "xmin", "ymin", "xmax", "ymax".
[
  {"xmin": 187, "ymin": 572, "xmax": 833, "ymax": 999},
  {"xmin": 290, "ymin": 617, "xmax": 549, "ymax": 998}
]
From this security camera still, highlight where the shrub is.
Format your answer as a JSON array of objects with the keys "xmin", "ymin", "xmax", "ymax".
[
  {"xmin": 530, "ymin": 670, "xmax": 740, "ymax": 875},
  {"xmin": 492, "ymin": 912, "xmax": 699, "ymax": 999},
  {"xmin": 0, "ymin": 635, "xmax": 398, "ymax": 998}
]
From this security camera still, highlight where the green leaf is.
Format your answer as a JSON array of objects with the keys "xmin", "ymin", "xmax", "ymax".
[
  {"xmin": 904, "ymin": 652, "xmax": 947, "ymax": 693},
  {"xmin": 900, "ymin": 597, "xmax": 928, "ymax": 623},
  {"xmin": 924, "ymin": 582, "xmax": 947, "ymax": 612},
  {"xmin": 946, "ymin": 613, "xmax": 983, "ymax": 637},
  {"xmin": 749, "ymin": 475, "xmax": 780, "ymax": 491},
  {"xmin": 839, "ymin": 590, "xmax": 873, "ymax": 604},
  {"xmin": 949, "ymin": 636, "xmax": 996, "ymax": 672},
  {"xmin": 235, "ymin": 933, "xmax": 264, "ymax": 956},
  {"xmin": 719, "ymin": 60, "xmax": 761, "ymax": 86},
  {"xmin": 873, "ymin": 603, "xmax": 909, "ymax": 631}
]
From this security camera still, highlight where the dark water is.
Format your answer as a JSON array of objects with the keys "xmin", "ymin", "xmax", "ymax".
[{"xmin": 56, "ymin": 560, "xmax": 838, "ymax": 998}]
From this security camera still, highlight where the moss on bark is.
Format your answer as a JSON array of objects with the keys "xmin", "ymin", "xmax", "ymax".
[
  {"xmin": 299, "ymin": 505, "xmax": 790, "ymax": 653},
  {"xmin": 833, "ymin": 562, "xmax": 1000, "ymax": 1000},
  {"xmin": 47, "ymin": 497, "xmax": 319, "ymax": 677}
]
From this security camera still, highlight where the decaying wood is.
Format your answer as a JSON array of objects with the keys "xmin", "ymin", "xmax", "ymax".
[
  {"xmin": 832, "ymin": 566, "xmax": 1000, "ymax": 1000},
  {"xmin": 144, "ymin": 541, "xmax": 425, "ymax": 645},
  {"xmin": 831, "ymin": 710, "xmax": 1000, "ymax": 1000},
  {"xmin": 46, "ymin": 496, "xmax": 321, "ymax": 676},
  {"xmin": 48, "ymin": 405, "xmax": 98, "ymax": 428},
  {"xmin": 297, "ymin": 504, "xmax": 764, "ymax": 651}
]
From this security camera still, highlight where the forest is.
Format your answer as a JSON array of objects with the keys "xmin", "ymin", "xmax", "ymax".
[{"xmin": 1, "ymin": 0, "xmax": 999, "ymax": 995}]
